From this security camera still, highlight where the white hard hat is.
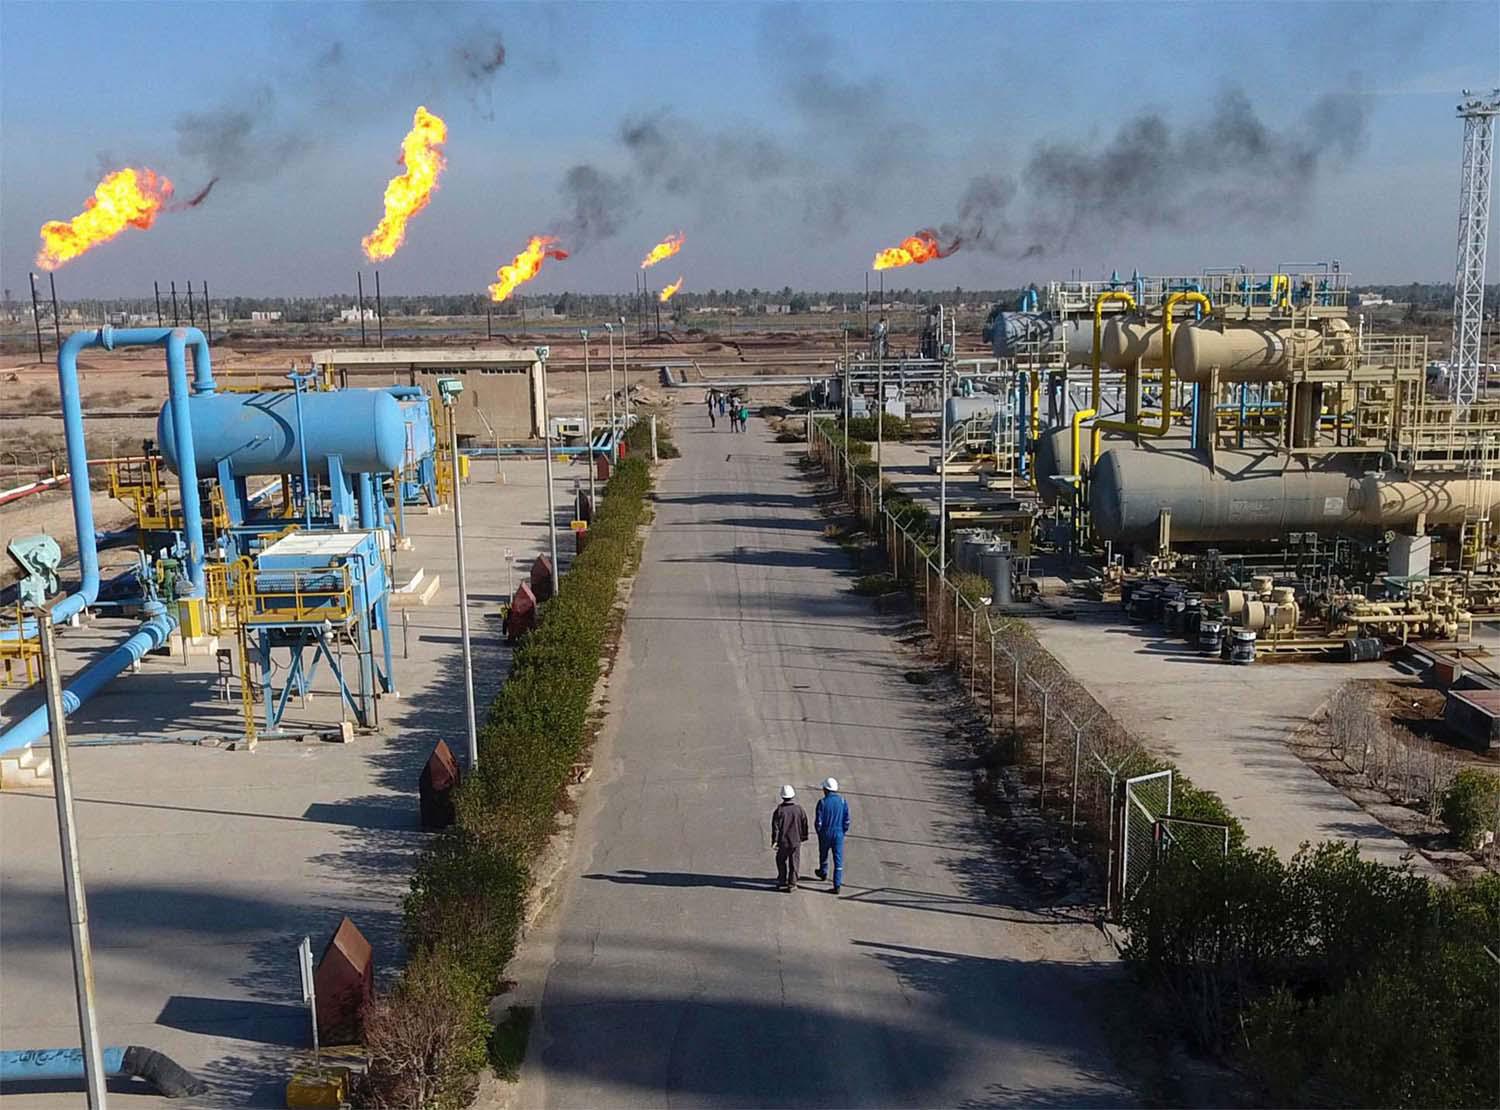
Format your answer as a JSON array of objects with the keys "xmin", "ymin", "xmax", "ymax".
[
  {"xmin": 780, "ymin": 784, "xmax": 796, "ymax": 800},
  {"xmin": 823, "ymin": 777, "xmax": 839, "ymax": 792}
]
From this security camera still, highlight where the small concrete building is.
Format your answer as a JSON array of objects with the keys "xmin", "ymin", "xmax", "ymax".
[{"xmin": 311, "ymin": 347, "xmax": 544, "ymax": 441}]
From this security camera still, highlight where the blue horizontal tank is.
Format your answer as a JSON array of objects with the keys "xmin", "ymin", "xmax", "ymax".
[{"xmin": 158, "ymin": 389, "xmax": 406, "ymax": 477}]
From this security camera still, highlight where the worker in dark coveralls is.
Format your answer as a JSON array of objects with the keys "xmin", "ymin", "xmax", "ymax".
[
  {"xmin": 814, "ymin": 777, "xmax": 851, "ymax": 894},
  {"xmin": 770, "ymin": 784, "xmax": 810, "ymax": 892}
]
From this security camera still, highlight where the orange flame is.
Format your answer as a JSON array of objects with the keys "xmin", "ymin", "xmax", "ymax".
[
  {"xmin": 36, "ymin": 168, "xmax": 174, "ymax": 270},
  {"xmin": 640, "ymin": 231, "xmax": 685, "ymax": 269},
  {"xmin": 489, "ymin": 235, "xmax": 569, "ymax": 303},
  {"xmin": 659, "ymin": 276, "xmax": 684, "ymax": 303},
  {"xmin": 872, "ymin": 229, "xmax": 953, "ymax": 271},
  {"xmin": 362, "ymin": 106, "xmax": 448, "ymax": 261}
]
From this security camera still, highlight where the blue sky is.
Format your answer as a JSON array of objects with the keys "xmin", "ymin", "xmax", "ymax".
[{"xmin": 2, "ymin": 1, "xmax": 1497, "ymax": 299}]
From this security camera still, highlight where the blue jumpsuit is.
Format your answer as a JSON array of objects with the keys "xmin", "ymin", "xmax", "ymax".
[{"xmin": 815, "ymin": 791, "xmax": 851, "ymax": 886}]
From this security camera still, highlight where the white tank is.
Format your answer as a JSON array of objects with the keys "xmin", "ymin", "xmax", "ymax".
[{"xmin": 1172, "ymin": 320, "xmax": 1354, "ymax": 384}]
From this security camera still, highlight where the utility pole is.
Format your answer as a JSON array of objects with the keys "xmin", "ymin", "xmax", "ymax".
[
  {"xmin": 36, "ymin": 613, "xmax": 109, "ymax": 1109},
  {"xmin": 604, "ymin": 322, "xmax": 618, "ymax": 447},
  {"xmin": 437, "ymin": 379, "xmax": 479, "ymax": 771},
  {"xmin": 537, "ymin": 346, "xmax": 561, "ymax": 596},
  {"xmin": 939, "ymin": 345, "xmax": 950, "ymax": 576},
  {"xmin": 29, "ymin": 272, "xmax": 44, "ymax": 363},
  {"xmin": 49, "ymin": 272, "xmax": 63, "ymax": 350},
  {"xmin": 1451, "ymin": 89, "xmax": 1500, "ymax": 413},
  {"xmin": 356, "ymin": 272, "xmax": 367, "ymax": 348},
  {"xmin": 154, "ymin": 281, "xmax": 163, "ymax": 327},
  {"xmin": 580, "ymin": 329, "xmax": 596, "ymax": 506},
  {"xmin": 620, "ymin": 316, "xmax": 631, "ymax": 432},
  {"xmin": 374, "ymin": 270, "xmax": 385, "ymax": 350}
]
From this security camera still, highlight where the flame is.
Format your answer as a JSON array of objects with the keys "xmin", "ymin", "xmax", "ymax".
[
  {"xmin": 489, "ymin": 235, "xmax": 569, "ymax": 303},
  {"xmin": 872, "ymin": 229, "xmax": 954, "ymax": 271},
  {"xmin": 640, "ymin": 231, "xmax": 685, "ymax": 269},
  {"xmin": 36, "ymin": 168, "xmax": 173, "ymax": 270},
  {"xmin": 659, "ymin": 277, "xmax": 684, "ymax": 303},
  {"xmin": 362, "ymin": 106, "xmax": 449, "ymax": 262}
]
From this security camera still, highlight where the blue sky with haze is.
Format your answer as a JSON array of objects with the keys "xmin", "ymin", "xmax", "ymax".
[{"xmin": 2, "ymin": 0, "xmax": 1496, "ymax": 299}]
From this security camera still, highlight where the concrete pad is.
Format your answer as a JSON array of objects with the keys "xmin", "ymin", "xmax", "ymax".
[{"xmin": 0, "ymin": 455, "xmax": 593, "ymax": 1107}]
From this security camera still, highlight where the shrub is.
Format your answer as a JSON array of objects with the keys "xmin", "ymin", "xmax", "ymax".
[
  {"xmin": 487, "ymin": 1006, "xmax": 535, "ymax": 1082},
  {"xmin": 376, "ymin": 456, "xmax": 653, "ymax": 1102},
  {"xmin": 623, "ymin": 412, "xmax": 679, "ymax": 458},
  {"xmin": 1441, "ymin": 768, "xmax": 1500, "ymax": 850},
  {"xmin": 359, "ymin": 949, "xmax": 491, "ymax": 1110},
  {"xmin": 844, "ymin": 413, "xmax": 911, "ymax": 441},
  {"xmin": 852, "ymin": 572, "xmax": 898, "ymax": 596}
]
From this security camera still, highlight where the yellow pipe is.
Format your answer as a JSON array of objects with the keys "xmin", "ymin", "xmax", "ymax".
[
  {"xmin": 1094, "ymin": 291, "xmax": 1212, "ymax": 454},
  {"xmin": 1271, "ymin": 273, "xmax": 1290, "ymax": 309},
  {"xmin": 1071, "ymin": 407, "xmax": 1095, "ymax": 478}
]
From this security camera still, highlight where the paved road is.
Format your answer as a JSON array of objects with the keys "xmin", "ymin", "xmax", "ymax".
[{"xmin": 517, "ymin": 421, "xmax": 1129, "ymax": 1108}]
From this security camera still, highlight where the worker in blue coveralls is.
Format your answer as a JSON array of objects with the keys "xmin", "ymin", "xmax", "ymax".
[{"xmin": 814, "ymin": 777, "xmax": 851, "ymax": 894}]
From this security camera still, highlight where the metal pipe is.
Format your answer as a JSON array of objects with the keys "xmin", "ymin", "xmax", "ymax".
[
  {"xmin": 154, "ymin": 281, "xmax": 163, "ymax": 327},
  {"xmin": 49, "ymin": 273, "xmax": 63, "ymax": 352},
  {"xmin": 0, "ymin": 607, "xmax": 176, "ymax": 754},
  {"xmin": 29, "ymin": 272, "xmax": 44, "ymax": 363},
  {"xmin": 36, "ymin": 613, "xmax": 108, "ymax": 1108},
  {"xmin": 1095, "ymin": 291, "xmax": 1211, "ymax": 446},
  {"xmin": 202, "ymin": 281, "xmax": 212, "ymax": 345}
]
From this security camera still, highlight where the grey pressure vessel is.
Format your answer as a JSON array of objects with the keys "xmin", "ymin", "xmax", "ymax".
[{"xmin": 158, "ymin": 388, "xmax": 407, "ymax": 477}]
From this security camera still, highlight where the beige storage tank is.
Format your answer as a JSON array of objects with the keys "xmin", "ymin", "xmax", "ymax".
[
  {"xmin": 1172, "ymin": 319, "xmax": 1354, "ymax": 384},
  {"xmin": 1101, "ymin": 318, "xmax": 1168, "ymax": 369}
]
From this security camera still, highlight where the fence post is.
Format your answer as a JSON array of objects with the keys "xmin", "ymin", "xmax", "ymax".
[
  {"xmin": 1040, "ymin": 688, "xmax": 1050, "ymax": 812},
  {"xmin": 952, "ymin": 583, "xmax": 961, "ymax": 666},
  {"xmin": 988, "ymin": 634, "xmax": 996, "ymax": 730},
  {"xmin": 1071, "ymin": 724, "xmax": 1083, "ymax": 836},
  {"xmin": 969, "ymin": 610, "xmax": 978, "ymax": 699}
]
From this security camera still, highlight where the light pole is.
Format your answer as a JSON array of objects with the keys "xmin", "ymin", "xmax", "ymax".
[
  {"xmin": 35, "ymin": 610, "xmax": 108, "ymax": 1109},
  {"xmin": 580, "ymin": 328, "xmax": 596, "ymax": 507},
  {"xmin": 437, "ymin": 379, "xmax": 479, "ymax": 771},
  {"xmin": 604, "ymin": 322, "xmax": 618, "ymax": 455},
  {"xmin": 537, "ymin": 346, "xmax": 561, "ymax": 596},
  {"xmin": 939, "ymin": 350, "xmax": 949, "ymax": 576},
  {"xmin": 619, "ymin": 315, "xmax": 631, "ymax": 433},
  {"xmin": 876, "ymin": 341, "xmax": 885, "ymax": 512}
]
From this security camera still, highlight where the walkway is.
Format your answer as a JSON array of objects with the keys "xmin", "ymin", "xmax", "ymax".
[{"xmin": 517, "ymin": 420, "xmax": 1129, "ymax": 1108}]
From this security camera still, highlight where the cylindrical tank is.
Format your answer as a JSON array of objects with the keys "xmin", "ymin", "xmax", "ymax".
[
  {"xmin": 1172, "ymin": 320, "xmax": 1353, "ymax": 384},
  {"xmin": 981, "ymin": 546, "xmax": 1013, "ymax": 605},
  {"xmin": 1242, "ymin": 600, "xmax": 1297, "ymax": 632},
  {"xmin": 1230, "ymin": 628, "xmax": 1258, "ymax": 664},
  {"xmin": 945, "ymin": 397, "xmax": 1003, "ymax": 427},
  {"xmin": 1101, "ymin": 318, "xmax": 1168, "ymax": 369},
  {"xmin": 159, "ymin": 389, "xmax": 407, "ymax": 478},
  {"xmin": 1032, "ymin": 427, "xmax": 1074, "ymax": 504},
  {"xmin": 990, "ymin": 314, "xmax": 1093, "ymax": 367}
]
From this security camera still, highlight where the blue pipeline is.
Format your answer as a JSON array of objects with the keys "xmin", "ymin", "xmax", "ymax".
[
  {"xmin": 0, "ymin": 607, "xmax": 177, "ymax": 754},
  {"xmin": 1, "ymin": 1047, "xmax": 127, "ymax": 1080}
]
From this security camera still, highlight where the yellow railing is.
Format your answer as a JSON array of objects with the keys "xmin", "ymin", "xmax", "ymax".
[
  {"xmin": 0, "ymin": 603, "xmax": 41, "ymax": 688},
  {"xmin": 234, "ymin": 558, "xmax": 355, "ymax": 625}
]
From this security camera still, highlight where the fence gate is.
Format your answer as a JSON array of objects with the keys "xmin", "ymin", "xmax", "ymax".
[
  {"xmin": 1154, "ymin": 815, "xmax": 1231, "ymax": 871},
  {"xmin": 1118, "ymin": 769, "xmax": 1172, "ymax": 906}
]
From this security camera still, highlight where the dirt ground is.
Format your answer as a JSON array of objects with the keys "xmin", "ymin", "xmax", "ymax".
[{"xmin": 1290, "ymin": 677, "xmax": 1499, "ymax": 879}]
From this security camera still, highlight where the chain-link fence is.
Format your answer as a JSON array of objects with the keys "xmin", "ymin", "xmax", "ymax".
[
  {"xmin": 1121, "ymin": 770, "xmax": 1173, "ymax": 904},
  {"xmin": 809, "ymin": 421, "xmax": 1230, "ymax": 916}
]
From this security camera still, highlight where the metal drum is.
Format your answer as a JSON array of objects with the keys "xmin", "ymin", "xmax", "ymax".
[
  {"xmin": 1229, "ymin": 628, "xmax": 1258, "ymax": 665},
  {"xmin": 1198, "ymin": 619, "xmax": 1224, "ymax": 654},
  {"xmin": 1165, "ymin": 598, "xmax": 1186, "ymax": 633},
  {"xmin": 1130, "ymin": 587, "xmax": 1159, "ymax": 623},
  {"xmin": 1343, "ymin": 637, "xmax": 1384, "ymax": 663},
  {"xmin": 1183, "ymin": 596, "xmax": 1204, "ymax": 638}
]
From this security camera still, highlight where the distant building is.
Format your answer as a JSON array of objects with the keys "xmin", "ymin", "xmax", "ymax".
[
  {"xmin": 250, "ymin": 310, "xmax": 283, "ymax": 322},
  {"xmin": 339, "ymin": 307, "xmax": 377, "ymax": 322}
]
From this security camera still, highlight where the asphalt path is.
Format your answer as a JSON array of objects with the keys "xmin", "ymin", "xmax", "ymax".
[{"xmin": 516, "ymin": 417, "xmax": 1130, "ymax": 1108}]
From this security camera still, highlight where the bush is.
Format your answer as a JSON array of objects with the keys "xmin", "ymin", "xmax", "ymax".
[
  {"xmin": 374, "ymin": 456, "xmax": 653, "ymax": 1103},
  {"xmin": 1441, "ymin": 768, "xmax": 1500, "ymax": 850},
  {"xmin": 844, "ymin": 413, "xmax": 910, "ymax": 441},
  {"xmin": 360, "ymin": 949, "xmax": 491, "ymax": 1110},
  {"xmin": 852, "ymin": 572, "xmax": 899, "ymax": 596},
  {"xmin": 624, "ymin": 412, "xmax": 680, "ymax": 459}
]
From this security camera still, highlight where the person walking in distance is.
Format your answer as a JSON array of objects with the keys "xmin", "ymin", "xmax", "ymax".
[
  {"xmin": 706, "ymin": 390, "xmax": 717, "ymax": 430},
  {"xmin": 770, "ymin": 785, "xmax": 809, "ymax": 892},
  {"xmin": 738, "ymin": 401, "xmax": 750, "ymax": 434},
  {"xmin": 814, "ymin": 777, "xmax": 851, "ymax": 893}
]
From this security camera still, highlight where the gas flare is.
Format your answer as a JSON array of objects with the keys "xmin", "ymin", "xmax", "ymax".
[
  {"xmin": 489, "ymin": 235, "xmax": 569, "ymax": 303},
  {"xmin": 640, "ymin": 231, "xmax": 685, "ymax": 269},
  {"xmin": 659, "ymin": 277, "xmax": 683, "ymax": 303},
  {"xmin": 36, "ymin": 168, "xmax": 173, "ymax": 270},
  {"xmin": 362, "ymin": 106, "xmax": 449, "ymax": 262},
  {"xmin": 872, "ymin": 229, "xmax": 954, "ymax": 271}
]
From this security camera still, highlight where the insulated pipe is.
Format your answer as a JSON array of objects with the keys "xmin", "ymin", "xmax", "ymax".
[
  {"xmin": 0, "ymin": 1045, "xmax": 207, "ymax": 1099},
  {"xmin": 0, "ymin": 607, "xmax": 176, "ymax": 755}
]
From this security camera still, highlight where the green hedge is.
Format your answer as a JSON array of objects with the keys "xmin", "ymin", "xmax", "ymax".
[
  {"xmin": 1441, "ymin": 768, "xmax": 1500, "ymax": 850},
  {"xmin": 363, "ymin": 456, "xmax": 653, "ymax": 1105},
  {"xmin": 844, "ymin": 413, "xmax": 911, "ymax": 442},
  {"xmin": 1125, "ymin": 844, "xmax": 1500, "ymax": 1106}
]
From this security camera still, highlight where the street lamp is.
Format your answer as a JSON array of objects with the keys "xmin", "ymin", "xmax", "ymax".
[
  {"xmin": 536, "ymin": 346, "xmax": 561, "ymax": 597},
  {"xmin": 619, "ymin": 315, "xmax": 631, "ymax": 431},
  {"xmin": 604, "ymin": 322, "xmax": 618, "ymax": 457},
  {"xmin": 436, "ymin": 376, "xmax": 479, "ymax": 772},
  {"xmin": 580, "ymin": 328, "xmax": 596, "ymax": 507}
]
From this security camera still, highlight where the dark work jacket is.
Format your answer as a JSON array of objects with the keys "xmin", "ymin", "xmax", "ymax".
[{"xmin": 770, "ymin": 801, "xmax": 809, "ymax": 847}]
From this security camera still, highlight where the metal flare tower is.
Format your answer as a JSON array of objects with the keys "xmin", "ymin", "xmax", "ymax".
[{"xmin": 1451, "ymin": 89, "xmax": 1500, "ymax": 412}]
